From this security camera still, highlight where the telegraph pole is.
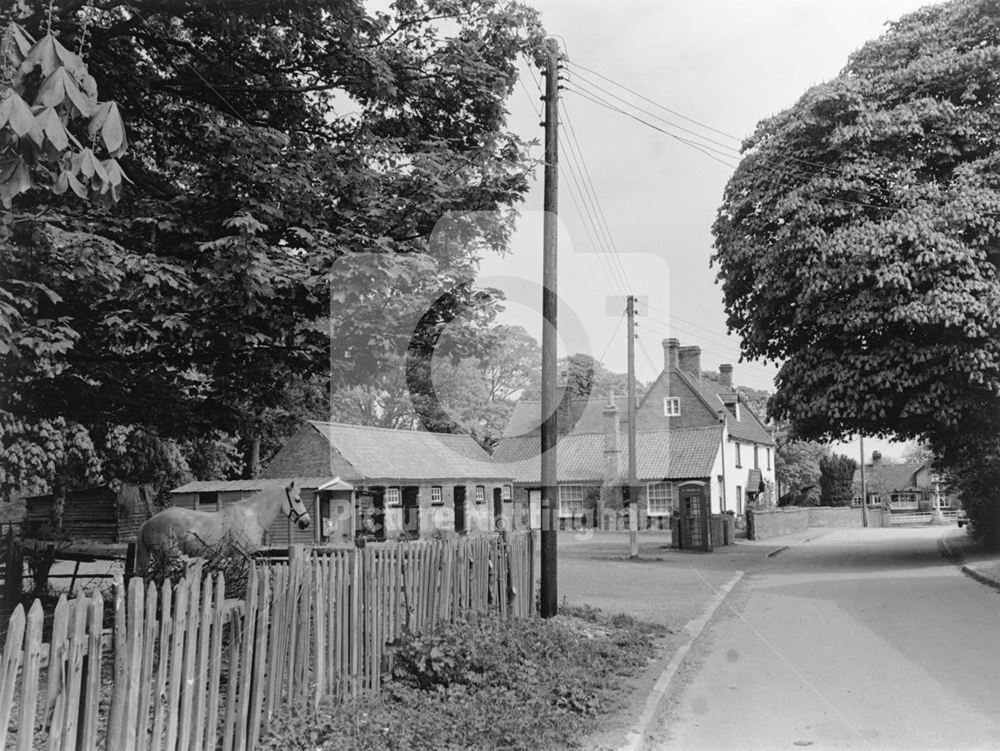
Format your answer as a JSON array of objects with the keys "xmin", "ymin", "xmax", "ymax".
[
  {"xmin": 539, "ymin": 38, "xmax": 560, "ymax": 618},
  {"xmin": 627, "ymin": 295, "xmax": 639, "ymax": 558},
  {"xmin": 859, "ymin": 434, "xmax": 869, "ymax": 527}
]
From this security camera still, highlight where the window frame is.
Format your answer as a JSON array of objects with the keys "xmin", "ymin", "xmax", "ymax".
[
  {"xmin": 558, "ymin": 484, "xmax": 586, "ymax": 518},
  {"xmin": 646, "ymin": 482, "xmax": 674, "ymax": 517},
  {"xmin": 502, "ymin": 484, "xmax": 512, "ymax": 501},
  {"xmin": 475, "ymin": 485, "xmax": 486, "ymax": 504},
  {"xmin": 385, "ymin": 487, "xmax": 401, "ymax": 506},
  {"xmin": 662, "ymin": 397, "xmax": 681, "ymax": 417},
  {"xmin": 734, "ymin": 442, "xmax": 742, "ymax": 468},
  {"xmin": 430, "ymin": 486, "xmax": 443, "ymax": 505}
]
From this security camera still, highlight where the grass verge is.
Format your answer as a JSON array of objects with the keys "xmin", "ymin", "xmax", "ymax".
[{"xmin": 261, "ymin": 604, "xmax": 667, "ymax": 750}]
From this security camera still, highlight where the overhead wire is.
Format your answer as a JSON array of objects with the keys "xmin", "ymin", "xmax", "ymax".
[
  {"xmin": 560, "ymin": 59, "xmax": 1000, "ymax": 218},
  {"xmin": 558, "ymin": 97, "xmax": 634, "ymax": 298}
]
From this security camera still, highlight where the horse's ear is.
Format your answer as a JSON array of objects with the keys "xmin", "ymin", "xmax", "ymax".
[{"xmin": 287, "ymin": 480, "xmax": 297, "ymax": 493}]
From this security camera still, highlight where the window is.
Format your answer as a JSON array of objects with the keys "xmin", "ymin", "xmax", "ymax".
[
  {"xmin": 502, "ymin": 484, "xmax": 512, "ymax": 501},
  {"xmin": 754, "ymin": 445, "xmax": 759, "ymax": 469},
  {"xmin": 558, "ymin": 485, "xmax": 585, "ymax": 518},
  {"xmin": 767, "ymin": 447, "xmax": 771, "ymax": 470},
  {"xmin": 475, "ymin": 485, "xmax": 486, "ymax": 503},
  {"xmin": 663, "ymin": 397, "xmax": 681, "ymax": 416},
  {"xmin": 197, "ymin": 492, "xmax": 219, "ymax": 512},
  {"xmin": 647, "ymin": 482, "xmax": 674, "ymax": 516},
  {"xmin": 735, "ymin": 485, "xmax": 743, "ymax": 512},
  {"xmin": 889, "ymin": 492, "xmax": 918, "ymax": 510},
  {"xmin": 734, "ymin": 443, "xmax": 742, "ymax": 468},
  {"xmin": 430, "ymin": 486, "xmax": 443, "ymax": 505},
  {"xmin": 386, "ymin": 487, "xmax": 401, "ymax": 506}
]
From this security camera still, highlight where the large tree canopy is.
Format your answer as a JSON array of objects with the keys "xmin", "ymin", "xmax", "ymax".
[
  {"xmin": 712, "ymin": 0, "xmax": 1000, "ymax": 456},
  {"xmin": 1, "ymin": 0, "xmax": 544, "ymax": 496}
]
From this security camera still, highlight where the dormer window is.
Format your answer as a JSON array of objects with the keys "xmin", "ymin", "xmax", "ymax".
[{"xmin": 663, "ymin": 397, "xmax": 681, "ymax": 416}]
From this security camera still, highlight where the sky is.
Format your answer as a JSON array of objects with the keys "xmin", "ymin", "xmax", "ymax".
[{"xmin": 473, "ymin": 0, "xmax": 938, "ymax": 460}]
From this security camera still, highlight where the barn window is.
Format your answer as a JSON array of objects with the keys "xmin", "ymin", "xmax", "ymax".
[
  {"xmin": 386, "ymin": 487, "xmax": 401, "ymax": 506},
  {"xmin": 475, "ymin": 485, "xmax": 486, "ymax": 503},
  {"xmin": 430, "ymin": 486, "xmax": 443, "ymax": 505},
  {"xmin": 198, "ymin": 492, "xmax": 219, "ymax": 512}
]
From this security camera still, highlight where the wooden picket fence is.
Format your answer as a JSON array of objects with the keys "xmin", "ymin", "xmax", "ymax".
[{"xmin": 0, "ymin": 531, "xmax": 534, "ymax": 750}]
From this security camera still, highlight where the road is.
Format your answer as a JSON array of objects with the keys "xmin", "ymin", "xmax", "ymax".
[{"xmin": 653, "ymin": 527, "xmax": 1000, "ymax": 751}]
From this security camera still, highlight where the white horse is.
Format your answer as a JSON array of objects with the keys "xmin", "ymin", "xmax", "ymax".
[{"xmin": 135, "ymin": 479, "xmax": 311, "ymax": 571}]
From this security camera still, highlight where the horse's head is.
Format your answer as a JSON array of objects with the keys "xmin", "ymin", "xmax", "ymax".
[{"xmin": 285, "ymin": 480, "xmax": 312, "ymax": 530}]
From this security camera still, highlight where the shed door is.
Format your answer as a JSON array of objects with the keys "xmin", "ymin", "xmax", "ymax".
[
  {"xmin": 453, "ymin": 486, "xmax": 466, "ymax": 535},
  {"xmin": 402, "ymin": 486, "xmax": 420, "ymax": 538}
]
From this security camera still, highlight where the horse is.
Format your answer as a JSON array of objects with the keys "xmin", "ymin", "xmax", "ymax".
[{"xmin": 134, "ymin": 479, "xmax": 311, "ymax": 572}]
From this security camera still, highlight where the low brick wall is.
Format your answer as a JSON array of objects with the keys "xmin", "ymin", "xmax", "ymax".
[
  {"xmin": 807, "ymin": 506, "xmax": 864, "ymax": 527},
  {"xmin": 750, "ymin": 505, "xmax": 889, "ymax": 539},
  {"xmin": 747, "ymin": 508, "xmax": 809, "ymax": 539}
]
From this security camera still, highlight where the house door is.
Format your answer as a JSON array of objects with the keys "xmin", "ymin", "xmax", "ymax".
[
  {"xmin": 402, "ymin": 486, "xmax": 420, "ymax": 539},
  {"xmin": 680, "ymin": 483, "xmax": 711, "ymax": 552},
  {"xmin": 453, "ymin": 486, "xmax": 467, "ymax": 535}
]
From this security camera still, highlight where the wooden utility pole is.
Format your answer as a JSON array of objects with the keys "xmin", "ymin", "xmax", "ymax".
[
  {"xmin": 860, "ymin": 434, "xmax": 869, "ymax": 527},
  {"xmin": 540, "ymin": 38, "xmax": 560, "ymax": 619},
  {"xmin": 627, "ymin": 295, "xmax": 639, "ymax": 558}
]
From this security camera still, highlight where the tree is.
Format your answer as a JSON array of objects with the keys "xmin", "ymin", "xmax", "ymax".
[
  {"xmin": 819, "ymin": 454, "xmax": 858, "ymax": 507},
  {"xmin": 2, "ymin": 1, "xmax": 544, "ymax": 491},
  {"xmin": 711, "ymin": 0, "xmax": 1000, "ymax": 537},
  {"xmin": 774, "ymin": 424, "xmax": 828, "ymax": 502},
  {"xmin": 712, "ymin": 0, "xmax": 1000, "ymax": 453}
]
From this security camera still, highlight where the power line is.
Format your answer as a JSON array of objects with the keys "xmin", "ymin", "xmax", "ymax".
[
  {"xmin": 564, "ymin": 60, "xmax": 743, "ymax": 143},
  {"xmin": 558, "ymin": 98, "xmax": 634, "ymax": 297}
]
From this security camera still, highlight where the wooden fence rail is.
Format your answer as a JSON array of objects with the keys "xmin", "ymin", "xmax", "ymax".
[{"xmin": 0, "ymin": 531, "xmax": 533, "ymax": 750}]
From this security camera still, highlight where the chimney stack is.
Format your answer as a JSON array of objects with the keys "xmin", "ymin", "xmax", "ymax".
[
  {"xmin": 662, "ymin": 338, "xmax": 680, "ymax": 372},
  {"xmin": 603, "ymin": 402, "xmax": 622, "ymax": 483},
  {"xmin": 678, "ymin": 346, "xmax": 702, "ymax": 383},
  {"xmin": 719, "ymin": 364, "xmax": 733, "ymax": 390}
]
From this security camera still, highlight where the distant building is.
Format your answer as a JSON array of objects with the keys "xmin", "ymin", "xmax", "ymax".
[
  {"xmin": 493, "ymin": 339, "xmax": 776, "ymax": 536},
  {"xmin": 172, "ymin": 421, "xmax": 516, "ymax": 545},
  {"xmin": 853, "ymin": 452, "xmax": 956, "ymax": 511}
]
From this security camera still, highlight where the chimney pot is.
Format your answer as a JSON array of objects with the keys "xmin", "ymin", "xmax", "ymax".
[
  {"xmin": 719, "ymin": 364, "xmax": 733, "ymax": 390},
  {"xmin": 678, "ymin": 346, "xmax": 702, "ymax": 383},
  {"xmin": 662, "ymin": 338, "xmax": 680, "ymax": 372}
]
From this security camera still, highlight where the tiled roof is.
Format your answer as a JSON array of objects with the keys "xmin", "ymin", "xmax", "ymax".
[
  {"xmin": 171, "ymin": 478, "xmax": 334, "ymax": 494},
  {"xmin": 681, "ymin": 371, "xmax": 775, "ymax": 446},
  {"xmin": 493, "ymin": 427, "xmax": 721, "ymax": 484},
  {"xmin": 854, "ymin": 462, "xmax": 924, "ymax": 491},
  {"xmin": 502, "ymin": 391, "xmax": 624, "ymax": 437},
  {"xmin": 265, "ymin": 422, "xmax": 512, "ymax": 483}
]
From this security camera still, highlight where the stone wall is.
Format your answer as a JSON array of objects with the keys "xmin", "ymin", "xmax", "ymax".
[{"xmin": 747, "ymin": 508, "xmax": 809, "ymax": 539}]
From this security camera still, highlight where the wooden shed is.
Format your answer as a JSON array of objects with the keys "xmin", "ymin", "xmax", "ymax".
[{"xmin": 24, "ymin": 483, "xmax": 155, "ymax": 542}]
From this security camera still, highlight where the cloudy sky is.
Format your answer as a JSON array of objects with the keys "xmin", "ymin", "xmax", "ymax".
[
  {"xmin": 478, "ymin": 0, "xmax": 932, "ymax": 387},
  {"xmin": 475, "ymin": 0, "xmax": 936, "ymax": 458}
]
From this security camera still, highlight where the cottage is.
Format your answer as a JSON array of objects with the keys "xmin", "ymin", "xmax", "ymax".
[
  {"xmin": 854, "ymin": 452, "xmax": 955, "ymax": 512},
  {"xmin": 171, "ymin": 421, "xmax": 516, "ymax": 545},
  {"xmin": 493, "ymin": 338, "xmax": 776, "ymax": 545}
]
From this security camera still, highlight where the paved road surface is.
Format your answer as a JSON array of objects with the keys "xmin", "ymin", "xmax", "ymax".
[{"xmin": 654, "ymin": 527, "xmax": 1000, "ymax": 751}]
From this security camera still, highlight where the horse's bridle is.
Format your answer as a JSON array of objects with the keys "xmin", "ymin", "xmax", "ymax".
[{"xmin": 285, "ymin": 487, "xmax": 306, "ymax": 524}]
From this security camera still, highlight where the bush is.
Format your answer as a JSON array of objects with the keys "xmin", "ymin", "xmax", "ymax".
[
  {"xmin": 261, "ymin": 607, "xmax": 666, "ymax": 750},
  {"xmin": 819, "ymin": 454, "xmax": 857, "ymax": 506}
]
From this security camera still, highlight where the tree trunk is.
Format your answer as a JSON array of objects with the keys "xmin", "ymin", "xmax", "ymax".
[{"xmin": 244, "ymin": 434, "xmax": 261, "ymax": 479}]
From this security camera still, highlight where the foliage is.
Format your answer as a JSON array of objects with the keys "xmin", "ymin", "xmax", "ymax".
[
  {"xmin": 0, "ymin": 411, "xmax": 101, "ymax": 501},
  {"xmin": 819, "ymin": 453, "xmax": 858, "ymax": 507},
  {"xmin": 2, "ymin": 0, "xmax": 545, "ymax": 490},
  {"xmin": 773, "ymin": 424, "xmax": 828, "ymax": 498},
  {"xmin": 261, "ymin": 608, "xmax": 665, "ymax": 751},
  {"xmin": 1, "ymin": 7, "xmax": 129, "ymax": 208},
  {"xmin": 712, "ymin": 0, "xmax": 1000, "ymax": 453},
  {"xmin": 138, "ymin": 532, "xmax": 252, "ymax": 599}
]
